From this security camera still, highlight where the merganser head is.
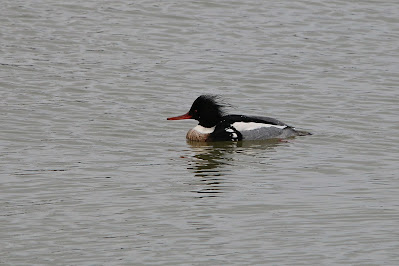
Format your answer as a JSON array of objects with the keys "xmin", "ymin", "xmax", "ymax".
[{"xmin": 167, "ymin": 95, "xmax": 227, "ymax": 128}]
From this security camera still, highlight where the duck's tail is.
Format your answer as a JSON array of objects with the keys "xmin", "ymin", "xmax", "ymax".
[{"xmin": 296, "ymin": 130, "xmax": 312, "ymax": 136}]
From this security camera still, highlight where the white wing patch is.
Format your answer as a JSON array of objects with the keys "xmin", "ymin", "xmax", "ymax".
[
  {"xmin": 224, "ymin": 127, "xmax": 239, "ymax": 141},
  {"xmin": 232, "ymin": 122, "xmax": 287, "ymax": 131}
]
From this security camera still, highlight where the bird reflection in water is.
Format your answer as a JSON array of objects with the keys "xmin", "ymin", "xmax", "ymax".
[{"xmin": 186, "ymin": 140, "xmax": 283, "ymax": 198}]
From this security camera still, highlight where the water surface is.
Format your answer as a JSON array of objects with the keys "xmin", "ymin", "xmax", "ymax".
[{"xmin": 1, "ymin": 0, "xmax": 399, "ymax": 265}]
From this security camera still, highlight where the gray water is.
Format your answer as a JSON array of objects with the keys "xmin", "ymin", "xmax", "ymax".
[{"xmin": 1, "ymin": 0, "xmax": 399, "ymax": 265}]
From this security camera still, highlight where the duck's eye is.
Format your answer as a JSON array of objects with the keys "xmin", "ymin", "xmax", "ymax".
[{"xmin": 194, "ymin": 110, "xmax": 198, "ymax": 113}]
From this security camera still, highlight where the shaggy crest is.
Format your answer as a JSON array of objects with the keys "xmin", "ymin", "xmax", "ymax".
[{"xmin": 193, "ymin": 94, "xmax": 229, "ymax": 117}]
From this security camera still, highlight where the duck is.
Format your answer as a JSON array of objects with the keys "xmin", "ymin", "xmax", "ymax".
[{"xmin": 167, "ymin": 95, "xmax": 311, "ymax": 142}]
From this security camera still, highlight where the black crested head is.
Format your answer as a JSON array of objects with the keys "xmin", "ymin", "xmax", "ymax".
[{"xmin": 188, "ymin": 95, "xmax": 228, "ymax": 127}]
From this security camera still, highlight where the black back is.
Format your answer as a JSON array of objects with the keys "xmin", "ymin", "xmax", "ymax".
[{"xmin": 222, "ymin": 114, "xmax": 288, "ymax": 126}]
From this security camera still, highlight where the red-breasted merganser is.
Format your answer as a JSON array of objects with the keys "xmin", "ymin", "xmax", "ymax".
[{"xmin": 167, "ymin": 95, "xmax": 311, "ymax": 142}]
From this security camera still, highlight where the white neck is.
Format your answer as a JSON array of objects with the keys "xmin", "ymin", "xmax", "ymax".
[{"xmin": 193, "ymin": 125, "xmax": 215, "ymax": 134}]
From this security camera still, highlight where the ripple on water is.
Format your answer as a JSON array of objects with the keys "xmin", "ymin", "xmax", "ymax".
[{"xmin": 1, "ymin": 0, "xmax": 399, "ymax": 265}]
